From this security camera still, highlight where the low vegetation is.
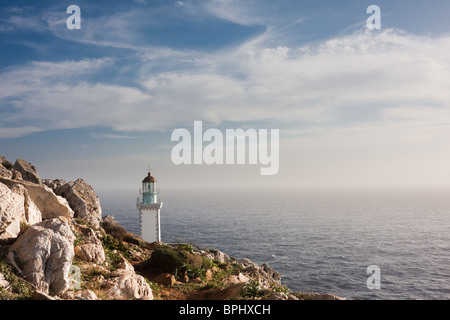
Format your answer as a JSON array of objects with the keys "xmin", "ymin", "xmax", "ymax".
[{"xmin": 1, "ymin": 216, "xmax": 306, "ymax": 300}]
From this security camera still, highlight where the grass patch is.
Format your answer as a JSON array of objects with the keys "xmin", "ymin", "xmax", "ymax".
[
  {"xmin": 0, "ymin": 248, "xmax": 33, "ymax": 300},
  {"xmin": 101, "ymin": 235, "xmax": 130, "ymax": 259}
]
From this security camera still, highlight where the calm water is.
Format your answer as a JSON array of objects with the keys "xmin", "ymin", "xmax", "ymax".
[{"xmin": 98, "ymin": 187, "xmax": 450, "ymax": 300}]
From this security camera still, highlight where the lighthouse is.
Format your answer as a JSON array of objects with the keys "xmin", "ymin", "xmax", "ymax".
[{"xmin": 137, "ymin": 169, "xmax": 162, "ymax": 243}]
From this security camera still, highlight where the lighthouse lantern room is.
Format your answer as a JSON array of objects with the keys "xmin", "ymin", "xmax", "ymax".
[{"xmin": 137, "ymin": 169, "xmax": 162, "ymax": 243}]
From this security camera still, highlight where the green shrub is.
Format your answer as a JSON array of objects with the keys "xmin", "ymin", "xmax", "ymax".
[
  {"xmin": 0, "ymin": 260, "xmax": 33, "ymax": 300},
  {"xmin": 101, "ymin": 217, "xmax": 129, "ymax": 240},
  {"xmin": 177, "ymin": 243, "xmax": 194, "ymax": 254},
  {"xmin": 202, "ymin": 256, "xmax": 214, "ymax": 270},
  {"xmin": 240, "ymin": 280, "xmax": 264, "ymax": 298},
  {"xmin": 148, "ymin": 245, "xmax": 205, "ymax": 280}
]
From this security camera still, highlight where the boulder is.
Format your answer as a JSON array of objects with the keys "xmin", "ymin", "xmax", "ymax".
[
  {"xmin": 200, "ymin": 249, "xmax": 232, "ymax": 264},
  {"xmin": 152, "ymin": 273, "xmax": 176, "ymax": 286},
  {"xmin": 103, "ymin": 269, "xmax": 153, "ymax": 300},
  {"xmin": 31, "ymin": 290, "xmax": 59, "ymax": 300},
  {"xmin": 238, "ymin": 259, "xmax": 281, "ymax": 289},
  {"xmin": 0, "ymin": 155, "xmax": 8, "ymax": 166},
  {"xmin": 74, "ymin": 227, "xmax": 105, "ymax": 264},
  {"xmin": 261, "ymin": 262, "xmax": 281, "ymax": 282},
  {"xmin": 12, "ymin": 184, "xmax": 42, "ymax": 225},
  {"xmin": 0, "ymin": 164, "xmax": 13, "ymax": 179},
  {"xmin": 7, "ymin": 219, "xmax": 75, "ymax": 296},
  {"xmin": 0, "ymin": 182, "xmax": 27, "ymax": 241},
  {"xmin": 43, "ymin": 179, "xmax": 67, "ymax": 193},
  {"xmin": 0, "ymin": 181, "xmax": 43, "ymax": 242},
  {"xmin": 74, "ymin": 289, "xmax": 98, "ymax": 300},
  {"xmin": 189, "ymin": 282, "xmax": 247, "ymax": 300},
  {"xmin": 12, "ymin": 159, "xmax": 41, "ymax": 185},
  {"xmin": 314, "ymin": 293, "xmax": 346, "ymax": 300},
  {"xmin": 55, "ymin": 178, "xmax": 102, "ymax": 227},
  {"xmin": 0, "ymin": 273, "xmax": 10, "ymax": 288},
  {"xmin": 62, "ymin": 289, "xmax": 99, "ymax": 300},
  {"xmin": 224, "ymin": 273, "xmax": 250, "ymax": 285},
  {"xmin": 0, "ymin": 178, "xmax": 73, "ymax": 221},
  {"xmin": 266, "ymin": 292, "xmax": 289, "ymax": 300},
  {"xmin": 116, "ymin": 253, "xmax": 135, "ymax": 272}
]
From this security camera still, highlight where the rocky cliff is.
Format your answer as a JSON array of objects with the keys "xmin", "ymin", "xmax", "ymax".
[{"xmin": 0, "ymin": 155, "xmax": 344, "ymax": 301}]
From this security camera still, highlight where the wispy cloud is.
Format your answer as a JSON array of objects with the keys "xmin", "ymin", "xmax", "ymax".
[
  {"xmin": 2, "ymin": 28, "xmax": 450, "ymax": 147},
  {"xmin": 91, "ymin": 133, "xmax": 137, "ymax": 139},
  {"xmin": 0, "ymin": 126, "xmax": 43, "ymax": 139},
  {"xmin": 0, "ymin": 6, "xmax": 49, "ymax": 33},
  {"xmin": 193, "ymin": 0, "xmax": 298, "ymax": 26}
]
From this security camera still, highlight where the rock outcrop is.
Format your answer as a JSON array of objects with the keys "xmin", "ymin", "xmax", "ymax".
[
  {"xmin": 0, "ymin": 178, "xmax": 73, "ymax": 222},
  {"xmin": 54, "ymin": 179, "xmax": 102, "ymax": 228},
  {"xmin": 0, "ymin": 159, "xmax": 13, "ymax": 180},
  {"xmin": 7, "ymin": 219, "xmax": 75, "ymax": 295},
  {"xmin": 74, "ymin": 226, "xmax": 105, "ymax": 264},
  {"xmin": 0, "ymin": 181, "xmax": 42, "ymax": 242},
  {"xmin": 102, "ymin": 269, "xmax": 153, "ymax": 300},
  {"xmin": 0, "ymin": 155, "xmax": 346, "ymax": 301},
  {"xmin": 0, "ymin": 182, "xmax": 26, "ymax": 242},
  {"xmin": 238, "ymin": 258, "xmax": 282, "ymax": 289},
  {"xmin": 42, "ymin": 179, "xmax": 67, "ymax": 193},
  {"xmin": 12, "ymin": 159, "xmax": 41, "ymax": 185},
  {"xmin": 0, "ymin": 273, "xmax": 9, "ymax": 288}
]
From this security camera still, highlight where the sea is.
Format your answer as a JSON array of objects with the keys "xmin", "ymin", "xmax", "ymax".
[{"xmin": 97, "ymin": 187, "xmax": 450, "ymax": 300}]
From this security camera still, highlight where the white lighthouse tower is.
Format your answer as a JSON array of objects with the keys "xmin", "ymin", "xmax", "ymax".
[{"xmin": 137, "ymin": 169, "xmax": 162, "ymax": 243}]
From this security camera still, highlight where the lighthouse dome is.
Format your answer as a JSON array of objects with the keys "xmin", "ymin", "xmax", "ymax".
[{"xmin": 142, "ymin": 172, "xmax": 157, "ymax": 183}]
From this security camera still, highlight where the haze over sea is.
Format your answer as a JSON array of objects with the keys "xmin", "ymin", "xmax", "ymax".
[{"xmin": 98, "ymin": 187, "xmax": 450, "ymax": 300}]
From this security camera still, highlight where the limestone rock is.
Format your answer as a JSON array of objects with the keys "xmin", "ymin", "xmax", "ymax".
[
  {"xmin": 0, "ymin": 156, "xmax": 8, "ymax": 166},
  {"xmin": 261, "ymin": 262, "xmax": 281, "ymax": 282},
  {"xmin": 152, "ymin": 273, "xmax": 176, "ymax": 286},
  {"xmin": 225, "ymin": 273, "xmax": 250, "ymax": 285},
  {"xmin": 74, "ymin": 227, "xmax": 105, "ymax": 264},
  {"xmin": 116, "ymin": 253, "xmax": 135, "ymax": 272},
  {"xmin": 0, "ymin": 164, "xmax": 13, "ymax": 179},
  {"xmin": 103, "ymin": 269, "xmax": 153, "ymax": 300},
  {"xmin": 0, "ymin": 178, "xmax": 73, "ymax": 221},
  {"xmin": 63, "ymin": 289, "xmax": 99, "ymax": 300},
  {"xmin": 200, "ymin": 249, "xmax": 232, "ymax": 264},
  {"xmin": 13, "ymin": 159, "xmax": 41, "ymax": 185},
  {"xmin": 8, "ymin": 219, "xmax": 75, "ymax": 295},
  {"xmin": 0, "ymin": 273, "xmax": 10, "ymax": 288},
  {"xmin": 314, "ymin": 293, "xmax": 346, "ymax": 300},
  {"xmin": 0, "ymin": 181, "xmax": 42, "ymax": 242},
  {"xmin": 31, "ymin": 290, "xmax": 59, "ymax": 300},
  {"xmin": 55, "ymin": 178, "xmax": 102, "ymax": 227},
  {"xmin": 266, "ymin": 292, "xmax": 289, "ymax": 300},
  {"xmin": 12, "ymin": 183, "xmax": 42, "ymax": 225},
  {"xmin": 238, "ymin": 259, "xmax": 281, "ymax": 289},
  {"xmin": 43, "ymin": 179, "xmax": 67, "ymax": 193},
  {"xmin": 75, "ymin": 289, "xmax": 98, "ymax": 300},
  {"xmin": 0, "ymin": 182, "xmax": 26, "ymax": 241},
  {"xmin": 189, "ymin": 282, "xmax": 247, "ymax": 300}
]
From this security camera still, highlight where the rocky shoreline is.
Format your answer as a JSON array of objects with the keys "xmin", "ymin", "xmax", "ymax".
[{"xmin": 0, "ymin": 155, "xmax": 345, "ymax": 300}]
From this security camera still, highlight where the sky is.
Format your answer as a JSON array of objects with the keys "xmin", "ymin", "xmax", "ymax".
[{"xmin": 2, "ymin": 0, "xmax": 450, "ymax": 193}]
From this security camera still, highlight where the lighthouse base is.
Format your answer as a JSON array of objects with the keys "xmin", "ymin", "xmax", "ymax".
[{"xmin": 137, "ymin": 203, "xmax": 162, "ymax": 243}]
